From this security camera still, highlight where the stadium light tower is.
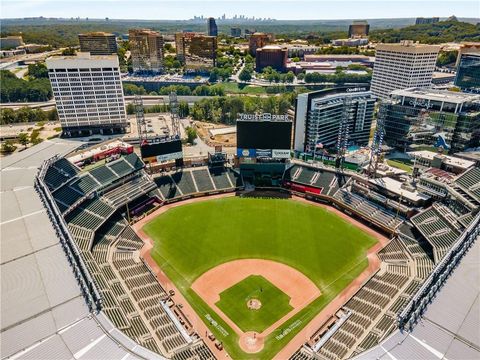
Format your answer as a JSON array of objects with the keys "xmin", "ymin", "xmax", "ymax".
[
  {"xmin": 134, "ymin": 95, "xmax": 148, "ymax": 143},
  {"xmin": 169, "ymin": 91, "xmax": 180, "ymax": 139},
  {"xmin": 367, "ymin": 105, "xmax": 386, "ymax": 178},
  {"xmin": 336, "ymin": 97, "xmax": 352, "ymax": 169}
]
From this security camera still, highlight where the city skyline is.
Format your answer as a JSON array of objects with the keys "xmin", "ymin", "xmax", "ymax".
[{"xmin": 2, "ymin": 0, "xmax": 478, "ymax": 20}]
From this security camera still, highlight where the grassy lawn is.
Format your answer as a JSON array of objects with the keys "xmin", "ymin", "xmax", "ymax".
[
  {"xmin": 386, "ymin": 159, "xmax": 413, "ymax": 173},
  {"xmin": 215, "ymin": 82, "xmax": 267, "ymax": 94},
  {"xmin": 216, "ymin": 275, "xmax": 293, "ymax": 333},
  {"xmin": 145, "ymin": 197, "xmax": 377, "ymax": 359}
]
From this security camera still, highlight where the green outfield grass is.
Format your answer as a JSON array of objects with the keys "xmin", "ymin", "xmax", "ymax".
[
  {"xmin": 145, "ymin": 197, "xmax": 377, "ymax": 359},
  {"xmin": 216, "ymin": 275, "xmax": 293, "ymax": 333}
]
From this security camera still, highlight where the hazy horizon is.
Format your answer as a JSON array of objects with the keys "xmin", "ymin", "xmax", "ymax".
[{"xmin": 1, "ymin": 0, "xmax": 478, "ymax": 21}]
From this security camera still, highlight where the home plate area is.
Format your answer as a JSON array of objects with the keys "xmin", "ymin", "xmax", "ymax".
[{"xmin": 191, "ymin": 259, "xmax": 321, "ymax": 353}]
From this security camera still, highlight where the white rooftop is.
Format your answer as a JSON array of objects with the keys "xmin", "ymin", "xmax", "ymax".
[
  {"xmin": 408, "ymin": 150, "xmax": 475, "ymax": 170},
  {"xmin": 68, "ymin": 139, "xmax": 131, "ymax": 164},
  {"xmin": 46, "ymin": 52, "xmax": 119, "ymax": 69},
  {"xmin": 391, "ymin": 87, "xmax": 480, "ymax": 105},
  {"xmin": 0, "ymin": 139, "xmax": 165, "ymax": 360},
  {"xmin": 368, "ymin": 177, "xmax": 429, "ymax": 202}
]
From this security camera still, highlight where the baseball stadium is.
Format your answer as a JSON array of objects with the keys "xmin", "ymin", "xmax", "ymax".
[{"xmin": 1, "ymin": 113, "xmax": 479, "ymax": 360}]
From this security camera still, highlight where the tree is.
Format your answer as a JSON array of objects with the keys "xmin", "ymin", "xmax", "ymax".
[
  {"xmin": 17, "ymin": 133, "xmax": 29, "ymax": 148},
  {"xmin": 179, "ymin": 101, "xmax": 190, "ymax": 118},
  {"xmin": 437, "ymin": 50, "xmax": 458, "ymax": 67},
  {"xmin": 238, "ymin": 68, "xmax": 252, "ymax": 82},
  {"xmin": 185, "ymin": 126, "xmax": 197, "ymax": 145},
  {"xmin": 0, "ymin": 108, "xmax": 16, "ymax": 125},
  {"xmin": 284, "ymin": 71, "xmax": 295, "ymax": 83},
  {"xmin": 1, "ymin": 140, "xmax": 16, "ymax": 154},
  {"xmin": 61, "ymin": 47, "xmax": 76, "ymax": 56},
  {"xmin": 28, "ymin": 63, "xmax": 49, "ymax": 78}
]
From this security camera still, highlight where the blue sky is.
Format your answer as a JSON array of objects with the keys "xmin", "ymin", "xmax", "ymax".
[{"xmin": 1, "ymin": 0, "xmax": 478, "ymax": 20}]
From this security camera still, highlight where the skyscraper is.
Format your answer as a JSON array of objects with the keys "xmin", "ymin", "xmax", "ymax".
[
  {"xmin": 129, "ymin": 29, "xmax": 164, "ymax": 73},
  {"xmin": 371, "ymin": 41, "xmax": 440, "ymax": 99},
  {"xmin": 255, "ymin": 45, "xmax": 288, "ymax": 72},
  {"xmin": 175, "ymin": 32, "xmax": 217, "ymax": 70},
  {"xmin": 78, "ymin": 32, "xmax": 117, "ymax": 55},
  {"xmin": 415, "ymin": 17, "xmax": 440, "ymax": 25},
  {"xmin": 455, "ymin": 53, "xmax": 480, "ymax": 93},
  {"xmin": 380, "ymin": 87, "xmax": 480, "ymax": 153},
  {"xmin": 348, "ymin": 21, "xmax": 370, "ymax": 38},
  {"xmin": 46, "ymin": 53, "xmax": 127, "ymax": 137},
  {"xmin": 294, "ymin": 86, "xmax": 375, "ymax": 153},
  {"xmin": 207, "ymin": 17, "xmax": 218, "ymax": 36},
  {"xmin": 230, "ymin": 27, "xmax": 241, "ymax": 37},
  {"xmin": 248, "ymin": 32, "xmax": 270, "ymax": 55}
]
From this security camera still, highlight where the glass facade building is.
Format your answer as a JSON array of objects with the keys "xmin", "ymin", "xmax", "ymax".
[
  {"xmin": 454, "ymin": 53, "xmax": 480, "ymax": 93},
  {"xmin": 381, "ymin": 88, "xmax": 480, "ymax": 153},
  {"xmin": 294, "ymin": 86, "xmax": 375, "ymax": 153}
]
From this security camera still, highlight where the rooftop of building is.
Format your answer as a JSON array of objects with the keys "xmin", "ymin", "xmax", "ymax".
[
  {"xmin": 421, "ymin": 167, "xmax": 456, "ymax": 184},
  {"xmin": 129, "ymin": 28, "xmax": 162, "ymax": 36},
  {"xmin": 462, "ymin": 52, "xmax": 480, "ymax": 57},
  {"xmin": 368, "ymin": 176, "xmax": 430, "ymax": 202},
  {"xmin": 454, "ymin": 150, "xmax": 480, "ymax": 163},
  {"xmin": 391, "ymin": 87, "xmax": 480, "ymax": 104},
  {"xmin": 0, "ymin": 35, "xmax": 23, "ymax": 39},
  {"xmin": 408, "ymin": 150, "xmax": 476, "ymax": 169},
  {"xmin": 258, "ymin": 45, "xmax": 285, "ymax": 51},
  {"xmin": 305, "ymin": 54, "xmax": 371, "ymax": 60},
  {"xmin": 79, "ymin": 32, "xmax": 115, "ymax": 36},
  {"xmin": 376, "ymin": 40, "xmax": 441, "ymax": 51},
  {"xmin": 67, "ymin": 139, "xmax": 132, "ymax": 164}
]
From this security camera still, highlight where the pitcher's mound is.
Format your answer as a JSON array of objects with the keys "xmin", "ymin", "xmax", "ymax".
[{"xmin": 247, "ymin": 299, "xmax": 262, "ymax": 310}]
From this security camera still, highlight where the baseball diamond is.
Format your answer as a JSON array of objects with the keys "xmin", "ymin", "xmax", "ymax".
[{"xmin": 142, "ymin": 197, "xmax": 380, "ymax": 358}]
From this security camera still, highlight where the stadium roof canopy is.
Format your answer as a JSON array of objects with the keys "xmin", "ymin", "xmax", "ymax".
[
  {"xmin": 354, "ymin": 238, "xmax": 480, "ymax": 360},
  {"xmin": 0, "ymin": 139, "xmax": 165, "ymax": 360}
]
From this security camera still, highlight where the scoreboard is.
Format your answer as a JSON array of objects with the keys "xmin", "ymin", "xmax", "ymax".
[
  {"xmin": 236, "ymin": 113, "xmax": 292, "ymax": 159},
  {"xmin": 140, "ymin": 138, "xmax": 183, "ymax": 163}
]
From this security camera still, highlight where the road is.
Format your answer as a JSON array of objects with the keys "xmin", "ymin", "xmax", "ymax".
[
  {"xmin": 0, "ymin": 96, "xmax": 213, "ymax": 111},
  {"xmin": 0, "ymin": 48, "xmax": 64, "ymax": 70}
]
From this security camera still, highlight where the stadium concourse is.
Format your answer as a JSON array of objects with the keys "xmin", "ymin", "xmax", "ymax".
[
  {"xmin": 1, "ymin": 137, "xmax": 479, "ymax": 360},
  {"xmin": 0, "ymin": 139, "xmax": 167, "ymax": 360}
]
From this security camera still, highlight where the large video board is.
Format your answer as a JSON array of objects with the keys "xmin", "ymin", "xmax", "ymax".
[
  {"xmin": 236, "ymin": 114, "xmax": 292, "ymax": 151},
  {"xmin": 140, "ymin": 138, "xmax": 183, "ymax": 162}
]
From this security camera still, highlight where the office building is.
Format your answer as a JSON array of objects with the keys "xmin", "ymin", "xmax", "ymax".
[
  {"xmin": 46, "ymin": 53, "xmax": 128, "ymax": 137},
  {"xmin": 381, "ymin": 87, "xmax": 480, "ymax": 153},
  {"xmin": 249, "ymin": 32, "xmax": 270, "ymax": 55},
  {"xmin": 331, "ymin": 38, "xmax": 369, "ymax": 46},
  {"xmin": 255, "ymin": 45, "xmax": 288, "ymax": 72},
  {"xmin": 455, "ymin": 42, "xmax": 480, "ymax": 66},
  {"xmin": 415, "ymin": 17, "xmax": 440, "ymax": 25},
  {"xmin": 175, "ymin": 32, "xmax": 217, "ymax": 71},
  {"xmin": 129, "ymin": 29, "xmax": 164, "ymax": 73},
  {"xmin": 371, "ymin": 41, "xmax": 440, "ymax": 99},
  {"xmin": 348, "ymin": 21, "xmax": 370, "ymax": 38},
  {"xmin": 78, "ymin": 32, "xmax": 117, "ymax": 55},
  {"xmin": 294, "ymin": 86, "xmax": 376, "ymax": 153},
  {"xmin": 0, "ymin": 36, "xmax": 24, "ymax": 49},
  {"xmin": 231, "ymin": 27, "xmax": 241, "ymax": 37},
  {"xmin": 454, "ymin": 53, "xmax": 480, "ymax": 93},
  {"xmin": 207, "ymin": 17, "xmax": 218, "ymax": 36}
]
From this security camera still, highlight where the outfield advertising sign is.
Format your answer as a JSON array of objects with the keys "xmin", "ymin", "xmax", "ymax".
[
  {"xmin": 272, "ymin": 149, "xmax": 290, "ymax": 159},
  {"xmin": 237, "ymin": 148, "xmax": 256, "ymax": 157},
  {"xmin": 237, "ymin": 148, "xmax": 290, "ymax": 159},
  {"xmin": 256, "ymin": 149, "xmax": 272, "ymax": 158},
  {"xmin": 156, "ymin": 151, "xmax": 183, "ymax": 162}
]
